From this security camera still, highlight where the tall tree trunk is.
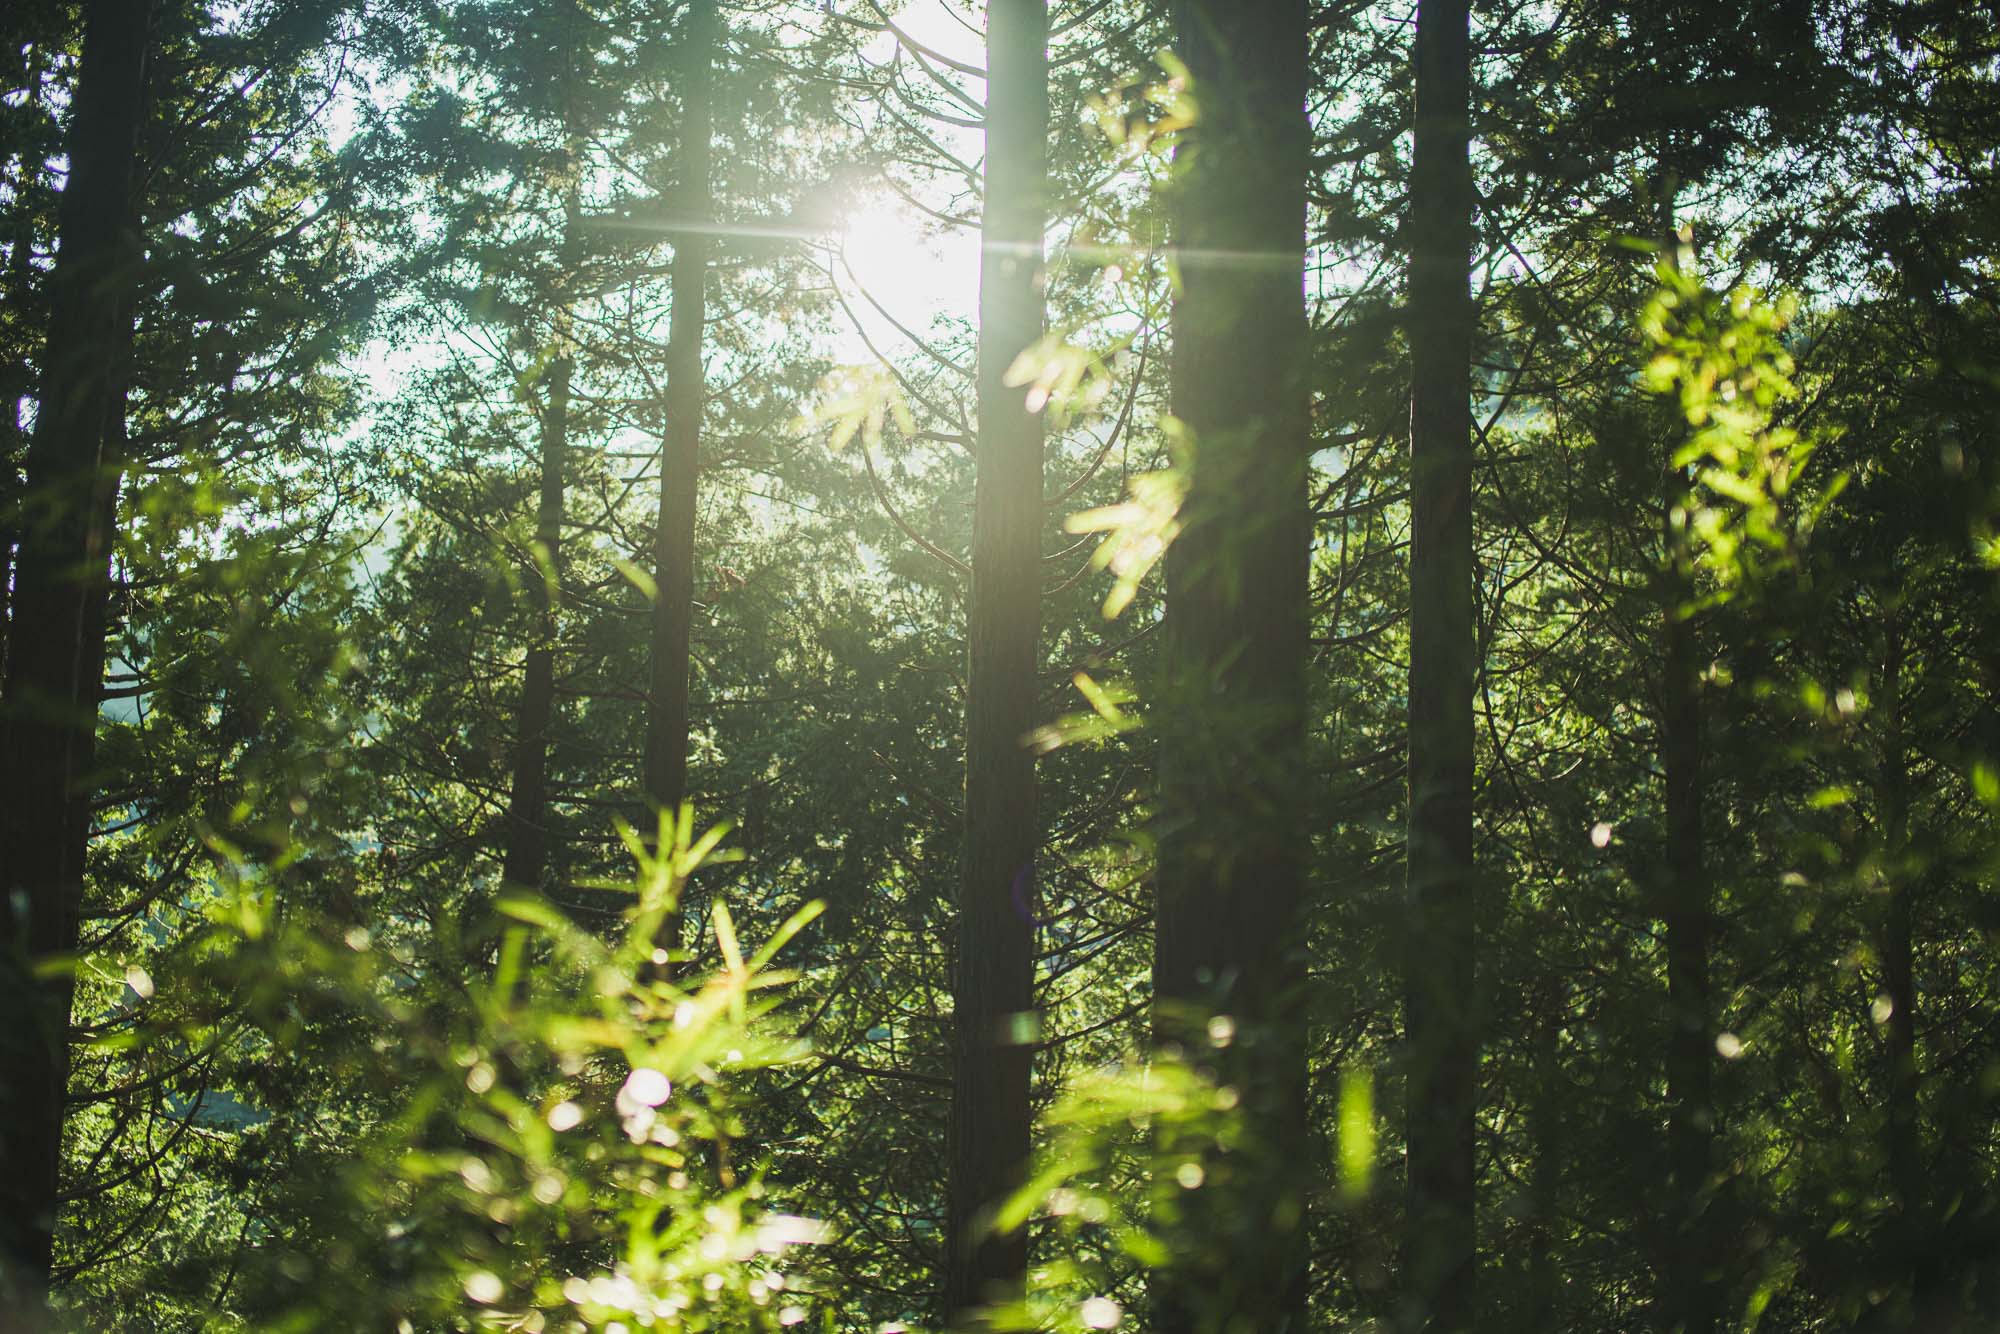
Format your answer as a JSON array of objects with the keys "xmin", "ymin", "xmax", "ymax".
[
  {"xmin": 1660, "ymin": 596, "xmax": 1711, "ymax": 1334},
  {"xmin": 499, "ymin": 322, "xmax": 573, "ymax": 894},
  {"xmin": 1658, "ymin": 189, "xmax": 1715, "ymax": 1334},
  {"xmin": 1403, "ymin": 0, "xmax": 1478, "ymax": 1327},
  {"xmin": 943, "ymin": 1, "xmax": 1046, "ymax": 1320},
  {"xmin": 643, "ymin": 0, "xmax": 714, "ymax": 882},
  {"xmin": 500, "ymin": 134, "xmax": 583, "ymax": 903},
  {"xmin": 1153, "ymin": 2, "xmax": 1311, "ymax": 1330},
  {"xmin": 0, "ymin": 0, "xmax": 152, "ymax": 1294},
  {"xmin": 638, "ymin": 0, "xmax": 713, "ymax": 979}
]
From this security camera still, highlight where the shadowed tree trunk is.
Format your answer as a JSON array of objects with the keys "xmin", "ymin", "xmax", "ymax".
[
  {"xmin": 500, "ymin": 73, "xmax": 585, "ymax": 911},
  {"xmin": 1403, "ymin": 0, "xmax": 1477, "ymax": 1327},
  {"xmin": 1657, "ymin": 187, "xmax": 1716, "ymax": 1334},
  {"xmin": 644, "ymin": 0, "xmax": 714, "ymax": 865},
  {"xmin": 1152, "ymin": 2, "xmax": 1311, "ymax": 1330},
  {"xmin": 499, "ymin": 298, "xmax": 574, "ymax": 896},
  {"xmin": 0, "ymin": 0, "xmax": 153, "ymax": 1296},
  {"xmin": 1660, "ymin": 509, "xmax": 1713, "ymax": 1334},
  {"xmin": 944, "ymin": 1, "xmax": 1046, "ymax": 1322}
]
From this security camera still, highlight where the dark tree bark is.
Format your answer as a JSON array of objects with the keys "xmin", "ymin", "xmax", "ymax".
[
  {"xmin": 1657, "ymin": 187, "xmax": 1716, "ymax": 1334},
  {"xmin": 500, "ymin": 101, "xmax": 583, "ymax": 904},
  {"xmin": 499, "ymin": 320, "xmax": 573, "ymax": 895},
  {"xmin": 643, "ymin": 0, "xmax": 714, "ymax": 845},
  {"xmin": 1403, "ymin": 0, "xmax": 1477, "ymax": 1328},
  {"xmin": 0, "ymin": 0, "xmax": 153, "ymax": 1295},
  {"xmin": 1152, "ymin": 2, "xmax": 1311, "ymax": 1330},
  {"xmin": 943, "ymin": 1, "xmax": 1047, "ymax": 1321},
  {"xmin": 1660, "ymin": 508, "xmax": 1713, "ymax": 1334}
]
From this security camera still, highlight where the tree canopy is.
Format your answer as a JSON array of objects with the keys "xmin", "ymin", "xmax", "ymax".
[{"xmin": 2, "ymin": 1, "xmax": 1997, "ymax": 1331}]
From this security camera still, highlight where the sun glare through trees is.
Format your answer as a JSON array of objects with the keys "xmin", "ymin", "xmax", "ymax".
[{"xmin": 1, "ymin": 1, "xmax": 1997, "ymax": 1332}]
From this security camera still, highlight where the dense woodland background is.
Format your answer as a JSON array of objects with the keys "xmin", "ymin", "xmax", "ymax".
[{"xmin": 2, "ymin": 0, "xmax": 1998, "ymax": 1330}]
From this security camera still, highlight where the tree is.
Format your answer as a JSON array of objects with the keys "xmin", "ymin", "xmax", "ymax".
[
  {"xmin": 1152, "ymin": 2, "xmax": 1312, "ymax": 1329},
  {"xmin": 0, "ymin": 0, "xmax": 154, "ymax": 1297},
  {"xmin": 1656, "ymin": 205, "xmax": 1718, "ymax": 1334},
  {"xmin": 945, "ymin": 0, "xmax": 1048, "ymax": 1319},
  {"xmin": 642, "ymin": 0, "xmax": 716, "ymax": 858},
  {"xmin": 12, "ymin": 2, "xmax": 2000, "ymax": 1328},
  {"xmin": 370, "ymin": 0, "xmax": 649, "ymax": 921},
  {"xmin": 500, "ymin": 182, "xmax": 581, "ymax": 901},
  {"xmin": 1401, "ymin": 0, "xmax": 1477, "ymax": 1327}
]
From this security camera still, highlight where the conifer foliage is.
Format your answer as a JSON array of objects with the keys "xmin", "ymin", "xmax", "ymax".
[{"xmin": 1, "ymin": 2, "xmax": 1997, "ymax": 1331}]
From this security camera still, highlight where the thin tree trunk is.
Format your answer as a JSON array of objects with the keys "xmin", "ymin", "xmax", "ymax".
[
  {"xmin": 943, "ymin": 1, "xmax": 1046, "ymax": 1320},
  {"xmin": 0, "ymin": 0, "xmax": 152, "ymax": 1292},
  {"xmin": 1658, "ymin": 187, "xmax": 1715, "ymax": 1334},
  {"xmin": 1660, "ymin": 600, "xmax": 1711, "ymax": 1334},
  {"xmin": 499, "ymin": 125, "xmax": 584, "ymax": 901},
  {"xmin": 643, "ymin": 0, "xmax": 714, "ymax": 882},
  {"xmin": 634, "ymin": 0, "xmax": 713, "ymax": 984},
  {"xmin": 1403, "ymin": 0, "xmax": 1478, "ymax": 1327},
  {"xmin": 499, "ymin": 323, "xmax": 573, "ymax": 894},
  {"xmin": 1153, "ymin": 1, "xmax": 1311, "ymax": 1329}
]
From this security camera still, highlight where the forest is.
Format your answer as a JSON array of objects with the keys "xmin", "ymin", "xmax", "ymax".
[{"xmin": 1, "ymin": 0, "xmax": 1996, "ymax": 1330}]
